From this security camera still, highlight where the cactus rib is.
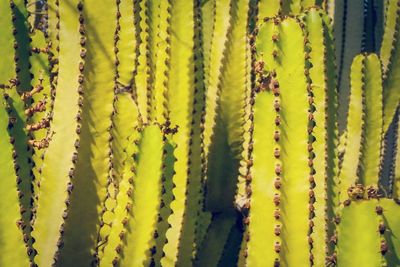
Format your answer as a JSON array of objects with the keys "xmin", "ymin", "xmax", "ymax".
[
  {"xmin": 0, "ymin": 94, "xmax": 30, "ymax": 267},
  {"xmin": 380, "ymin": 0, "xmax": 400, "ymax": 132},
  {"xmin": 55, "ymin": 0, "xmax": 117, "ymax": 265},
  {"xmin": 119, "ymin": 125, "xmax": 165, "ymax": 267},
  {"xmin": 31, "ymin": 0, "xmax": 85, "ymax": 265},
  {"xmin": 160, "ymin": 0, "xmax": 197, "ymax": 265}
]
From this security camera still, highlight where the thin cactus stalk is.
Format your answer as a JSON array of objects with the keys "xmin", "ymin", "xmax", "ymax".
[
  {"xmin": 56, "ymin": 0, "xmax": 117, "ymax": 264},
  {"xmin": 381, "ymin": 0, "xmax": 400, "ymax": 132},
  {"xmin": 0, "ymin": 94, "xmax": 30, "ymax": 267},
  {"xmin": 118, "ymin": 124, "xmax": 166, "ymax": 267},
  {"xmin": 0, "ymin": 1, "xmax": 399, "ymax": 267},
  {"xmin": 31, "ymin": 0, "xmax": 83, "ymax": 265},
  {"xmin": 96, "ymin": 91, "xmax": 140, "ymax": 264},
  {"xmin": 394, "ymin": 113, "xmax": 400, "ymax": 198},
  {"xmin": 302, "ymin": 8, "xmax": 338, "ymax": 265},
  {"xmin": 0, "ymin": 0, "xmax": 32, "ymax": 263}
]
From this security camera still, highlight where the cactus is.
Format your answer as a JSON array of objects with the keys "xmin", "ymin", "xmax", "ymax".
[
  {"xmin": 336, "ymin": 200, "xmax": 384, "ymax": 267},
  {"xmin": 0, "ymin": 1, "xmax": 399, "ymax": 267},
  {"xmin": 31, "ymin": 0, "xmax": 84, "ymax": 265},
  {"xmin": 0, "ymin": 92, "xmax": 30, "ymax": 267},
  {"xmin": 118, "ymin": 124, "xmax": 167, "ymax": 266}
]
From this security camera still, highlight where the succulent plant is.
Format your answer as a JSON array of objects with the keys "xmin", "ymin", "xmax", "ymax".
[{"xmin": 0, "ymin": 0, "xmax": 399, "ymax": 267}]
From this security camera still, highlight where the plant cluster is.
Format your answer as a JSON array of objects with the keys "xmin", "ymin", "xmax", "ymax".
[{"xmin": 0, "ymin": 0, "xmax": 399, "ymax": 266}]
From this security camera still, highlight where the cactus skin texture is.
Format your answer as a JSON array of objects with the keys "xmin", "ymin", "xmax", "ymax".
[
  {"xmin": 338, "ymin": 53, "xmax": 383, "ymax": 201},
  {"xmin": 302, "ymin": 8, "xmax": 338, "ymax": 265},
  {"xmin": 31, "ymin": 0, "xmax": 84, "ymax": 266},
  {"xmin": 335, "ymin": 198, "xmax": 400, "ymax": 267},
  {"xmin": 336, "ymin": 200, "xmax": 384, "ymax": 267},
  {"xmin": 380, "ymin": 0, "xmax": 400, "ymax": 132},
  {"xmin": 0, "ymin": 95, "xmax": 30, "ymax": 267},
  {"xmin": 118, "ymin": 124, "xmax": 165, "ymax": 267},
  {"xmin": 247, "ymin": 16, "xmax": 311, "ymax": 267},
  {"xmin": 55, "ymin": 0, "xmax": 117, "ymax": 265},
  {"xmin": 394, "ymin": 113, "xmax": 400, "ymax": 199},
  {"xmin": 0, "ymin": 1, "xmax": 400, "ymax": 267}
]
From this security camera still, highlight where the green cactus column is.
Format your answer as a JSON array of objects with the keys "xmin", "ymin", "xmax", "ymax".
[
  {"xmin": 393, "ymin": 114, "xmax": 400, "ymax": 199},
  {"xmin": 115, "ymin": 0, "xmax": 137, "ymax": 93},
  {"xmin": 334, "ymin": 0, "xmax": 365, "ymax": 132},
  {"xmin": 134, "ymin": 0, "xmax": 153, "ymax": 123},
  {"xmin": 204, "ymin": 0, "xmax": 251, "ymax": 214},
  {"xmin": 380, "ymin": 199, "xmax": 400, "ymax": 266},
  {"xmin": 333, "ymin": 53, "xmax": 388, "ymax": 267},
  {"xmin": 336, "ymin": 200, "xmax": 385, "ymax": 267},
  {"xmin": 118, "ymin": 124, "xmax": 167, "ymax": 267},
  {"xmin": 302, "ymin": 8, "xmax": 338, "ymax": 265},
  {"xmin": 0, "ymin": 96, "xmax": 30, "ymax": 267},
  {"xmin": 12, "ymin": 0, "xmax": 31, "ymax": 93},
  {"xmin": 0, "ymin": 1, "xmax": 31, "ymax": 265},
  {"xmin": 380, "ymin": 0, "xmax": 400, "ymax": 132},
  {"xmin": 31, "ymin": 0, "xmax": 85, "ymax": 265},
  {"xmin": 245, "ymin": 89, "xmax": 277, "ymax": 266},
  {"xmin": 3, "ymin": 1, "xmax": 35, "ymax": 250},
  {"xmin": 197, "ymin": 0, "xmax": 251, "ymax": 265},
  {"xmin": 246, "ymin": 16, "xmax": 311, "ymax": 267},
  {"xmin": 338, "ymin": 53, "xmax": 383, "ymax": 202},
  {"xmin": 161, "ymin": 0, "xmax": 208, "ymax": 265},
  {"xmin": 55, "ymin": 0, "xmax": 118, "ymax": 265},
  {"xmin": 202, "ymin": 0, "xmax": 231, "ymax": 174},
  {"xmin": 151, "ymin": 0, "xmax": 171, "ymax": 125},
  {"xmin": 96, "ymin": 92, "xmax": 140, "ymax": 265}
]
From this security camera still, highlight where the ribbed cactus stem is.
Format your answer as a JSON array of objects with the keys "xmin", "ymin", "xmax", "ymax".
[
  {"xmin": 335, "ymin": 0, "xmax": 364, "ymax": 132},
  {"xmin": 151, "ymin": 0, "xmax": 171, "ymax": 124},
  {"xmin": 359, "ymin": 54, "xmax": 383, "ymax": 186},
  {"xmin": 0, "ymin": 95, "xmax": 30, "ymax": 266},
  {"xmin": 201, "ymin": 2, "xmax": 251, "ymax": 259},
  {"xmin": 336, "ymin": 200, "xmax": 384, "ymax": 267},
  {"xmin": 245, "ymin": 89, "xmax": 279, "ymax": 266},
  {"xmin": 338, "ymin": 53, "xmax": 383, "ymax": 203},
  {"xmin": 0, "ymin": 0, "xmax": 33, "ymax": 262},
  {"xmin": 205, "ymin": 0, "xmax": 250, "ymax": 214},
  {"xmin": 98, "ymin": 126, "xmax": 140, "ymax": 266},
  {"xmin": 45, "ymin": 0, "xmax": 60, "ymax": 92},
  {"xmin": 115, "ymin": 0, "xmax": 137, "ymax": 92},
  {"xmin": 202, "ymin": 0, "xmax": 231, "ymax": 170},
  {"xmin": 246, "ymin": 16, "xmax": 311, "ymax": 266},
  {"xmin": 161, "ymin": 0, "xmax": 205, "ymax": 265},
  {"xmin": 393, "ymin": 113, "xmax": 400, "ymax": 199},
  {"xmin": 380, "ymin": 0, "xmax": 400, "ymax": 132},
  {"xmin": 95, "ymin": 2, "xmax": 126, "ymax": 254},
  {"xmin": 153, "ymin": 137, "xmax": 176, "ymax": 266},
  {"xmin": 119, "ymin": 124, "xmax": 165, "ymax": 267},
  {"xmin": 258, "ymin": 0, "xmax": 281, "ymax": 19},
  {"xmin": 302, "ymin": 8, "xmax": 338, "ymax": 265},
  {"xmin": 338, "ymin": 55, "xmax": 366, "ymax": 201},
  {"xmin": 11, "ymin": 0, "xmax": 31, "ymax": 92},
  {"xmin": 31, "ymin": 0, "xmax": 85, "ymax": 265},
  {"xmin": 135, "ymin": 0, "xmax": 152, "ymax": 123},
  {"xmin": 257, "ymin": 0, "xmax": 321, "ymax": 17},
  {"xmin": 96, "ymin": 91, "xmax": 140, "ymax": 263},
  {"xmin": 56, "ymin": 0, "xmax": 117, "ymax": 264}
]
